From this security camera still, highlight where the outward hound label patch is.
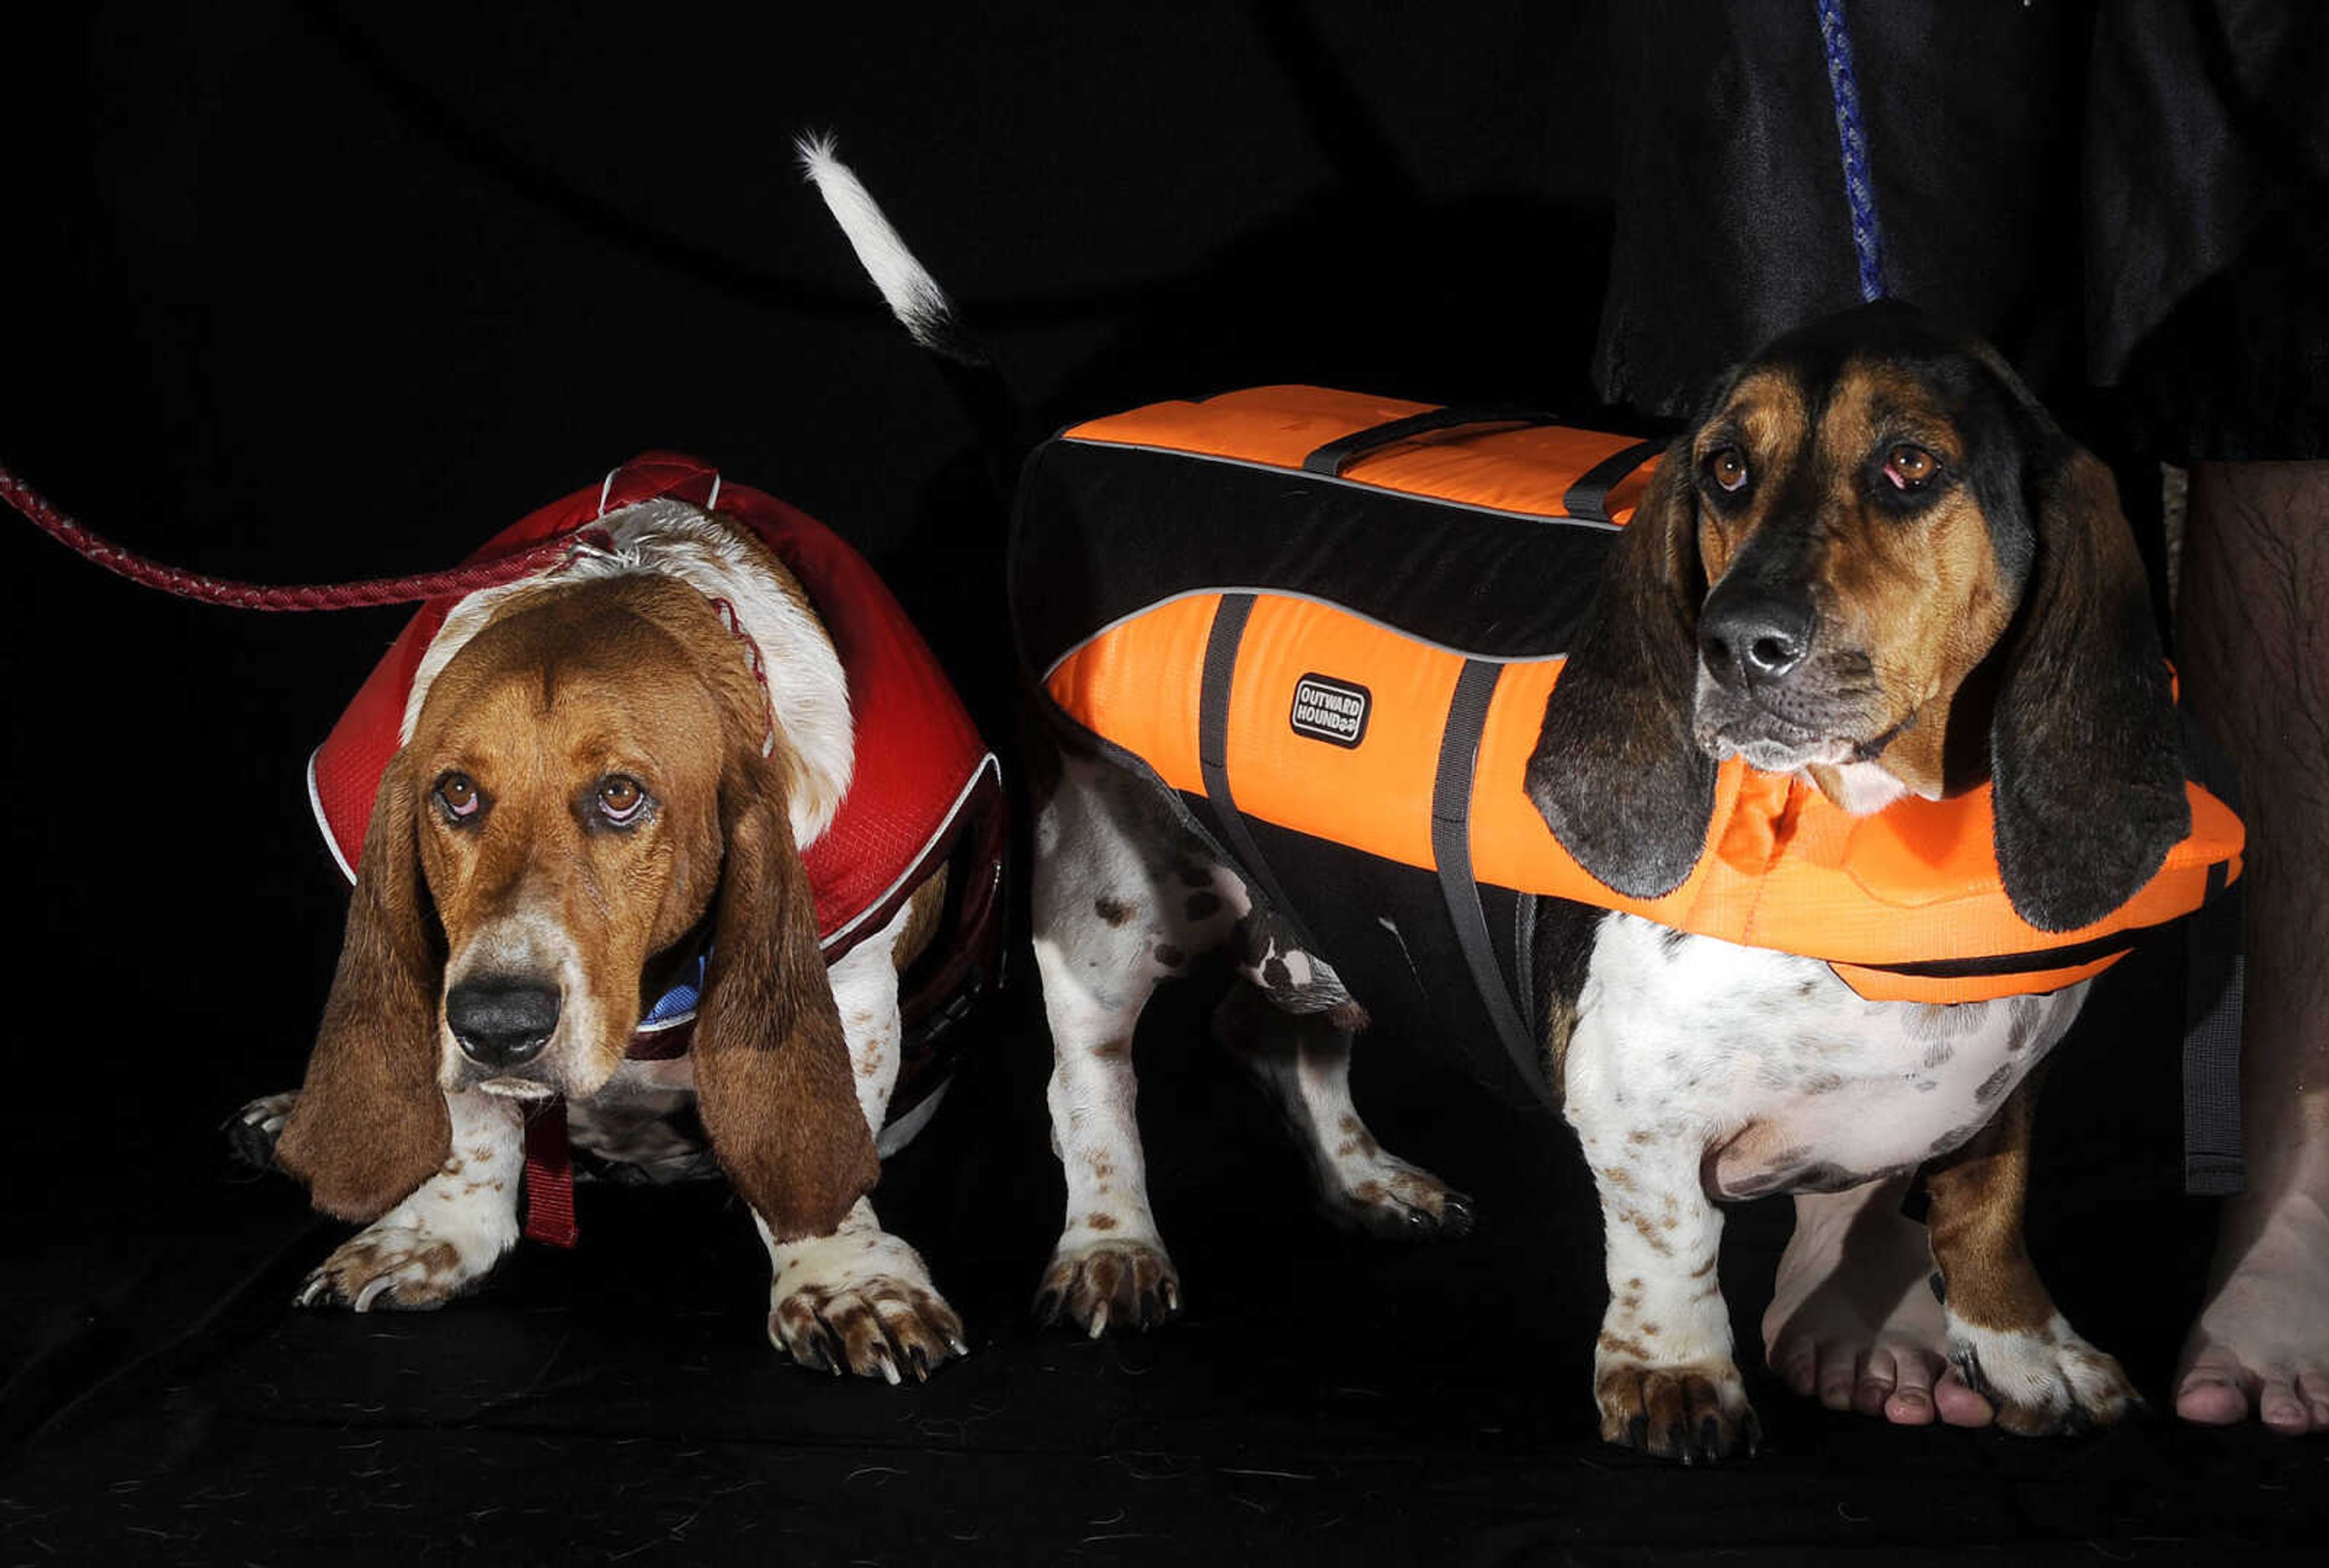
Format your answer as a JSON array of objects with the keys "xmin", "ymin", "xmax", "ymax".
[{"xmin": 1290, "ymin": 673, "xmax": 1371, "ymax": 748}]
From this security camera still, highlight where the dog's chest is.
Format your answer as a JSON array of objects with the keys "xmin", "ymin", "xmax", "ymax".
[{"xmin": 1567, "ymin": 914, "xmax": 2086, "ymax": 1196}]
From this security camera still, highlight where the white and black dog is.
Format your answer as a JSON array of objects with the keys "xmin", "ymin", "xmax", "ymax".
[{"xmin": 809, "ymin": 143, "xmax": 2220, "ymax": 1459}]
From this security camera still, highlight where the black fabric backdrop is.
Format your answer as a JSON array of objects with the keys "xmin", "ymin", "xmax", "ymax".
[{"xmin": 3, "ymin": 3, "xmax": 2324, "ymax": 1562}]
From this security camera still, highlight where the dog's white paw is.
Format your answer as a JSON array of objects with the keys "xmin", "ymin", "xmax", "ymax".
[
  {"xmin": 1948, "ymin": 1313, "xmax": 2143, "ymax": 1435},
  {"xmin": 768, "ymin": 1230, "xmax": 966, "ymax": 1382},
  {"xmin": 1594, "ymin": 1351, "xmax": 1761, "ymax": 1462},
  {"xmin": 297, "ymin": 1216, "xmax": 512, "ymax": 1312},
  {"xmin": 1035, "ymin": 1236, "xmax": 1181, "ymax": 1336}
]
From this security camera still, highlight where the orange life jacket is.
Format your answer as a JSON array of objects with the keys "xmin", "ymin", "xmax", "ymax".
[{"xmin": 1016, "ymin": 386, "xmax": 2243, "ymax": 1012}]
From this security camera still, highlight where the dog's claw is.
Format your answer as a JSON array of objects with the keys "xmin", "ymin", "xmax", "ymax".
[
  {"xmin": 352, "ymin": 1277, "xmax": 393, "ymax": 1313},
  {"xmin": 767, "ymin": 1253, "xmax": 966, "ymax": 1385},
  {"xmin": 1037, "ymin": 1238, "xmax": 1181, "ymax": 1339}
]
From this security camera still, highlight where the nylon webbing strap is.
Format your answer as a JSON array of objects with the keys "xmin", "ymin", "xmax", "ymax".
[
  {"xmin": 1300, "ymin": 404, "xmax": 1562, "ymax": 479},
  {"xmin": 1431, "ymin": 659, "xmax": 1556, "ymax": 1108},
  {"xmin": 1197, "ymin": 594, "xmax": 1317, "ymax": 952},
  {"xmin": 2184, "ymin": 869, "xmax": 2246, "ymax": 1195},
  {"xmin": 1560, "ymin": 439, "xmax": 1664, "ymax": 523},
  {"xmin": 2180, "ymin": 709, "xmax": 2247, "ymax": 1194},
  {"xmin": 522, "ymin": 1098, "xmax": 582, "ymax": 1248}
]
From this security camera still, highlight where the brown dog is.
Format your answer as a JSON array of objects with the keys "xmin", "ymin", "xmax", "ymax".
[{"xmin": 243, "ymin": 490, "xmax": 987, "ymax": 1382}]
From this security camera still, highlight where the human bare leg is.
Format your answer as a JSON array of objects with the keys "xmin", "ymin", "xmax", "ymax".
[{"xmin": 2174, "ymin": 459, "xmax": 2329, "ymax": 1435}]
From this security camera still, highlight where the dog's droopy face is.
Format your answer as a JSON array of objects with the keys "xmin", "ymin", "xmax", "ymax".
[
  {"xmin": 1528, "ymin": 302, "xmax": 2188, "ymax": 932},
  {"xmin": 408, "ymin": 582, "xmax": 731, "ymax": 1103},
  {"xmin": 272, "ymin": 526, "xmax": 876, "ymax": 1239},
  {"xmin": 1686, "ymin": 323, "xmax": 2038, "ymax": 799}
]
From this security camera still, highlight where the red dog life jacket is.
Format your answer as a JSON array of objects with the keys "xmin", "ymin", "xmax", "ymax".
[{"xmin": 308, "ymin": 453, "xmax": 1005, "ymax": 1127}]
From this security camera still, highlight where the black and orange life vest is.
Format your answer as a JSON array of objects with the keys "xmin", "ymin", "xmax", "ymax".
[{"xmin": 1013, "ymin": 388, "xmax": 2243, "ymax": 1097}]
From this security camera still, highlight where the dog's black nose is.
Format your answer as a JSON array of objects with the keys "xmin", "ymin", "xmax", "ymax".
[
  {"xmin": 446, "ymin": 977, "xmax": 560, "ymax": 1070},
  {"xmin": 1699, "ymin": 591, "xmax": 1813, "ymax": 689}
]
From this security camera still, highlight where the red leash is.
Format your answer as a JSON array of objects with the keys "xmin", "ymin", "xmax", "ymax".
[{"xmin": 1, "ymin": 460, "xmax": 608, "ymax": 609}]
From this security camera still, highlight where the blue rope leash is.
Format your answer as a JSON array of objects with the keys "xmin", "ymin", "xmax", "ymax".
[{"xmin": 1815, "ymin": 0, "xmax": 1889, "ymax": 301}]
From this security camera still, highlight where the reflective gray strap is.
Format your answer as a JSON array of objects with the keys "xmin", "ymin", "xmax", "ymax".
[{"xmin": 1431, "ymin": 659, "xmax": 1556, "ymax": 1105}]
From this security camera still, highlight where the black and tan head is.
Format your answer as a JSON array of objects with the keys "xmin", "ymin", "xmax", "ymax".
[
  {"xmin": 1528, "ymin": 302, "xmax": 2188, "ymax": 931},
  {"xmin": 274, "ymin": 567, "xmax": 877, "ymax": 1239}
]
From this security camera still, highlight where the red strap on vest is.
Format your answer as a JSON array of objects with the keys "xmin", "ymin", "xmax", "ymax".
[{"xmin": 522, "ymin": 1100, "xmax": 581, "ymax": 1249}]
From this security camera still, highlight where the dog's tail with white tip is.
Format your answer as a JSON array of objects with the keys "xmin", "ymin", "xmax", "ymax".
[
  {"xmin": 799, "ymin": 132, "xmax": 1026, "ymax": 499},
  {"xmin": 797, "ymin": 133, "xmax": 988, "ymax": 368}
]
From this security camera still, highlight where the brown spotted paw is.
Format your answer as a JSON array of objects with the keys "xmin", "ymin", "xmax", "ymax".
[
  {"xmin": 767, "ymin": 1229, "xmax": 967, "ymax": 1383},
  {"xmin": 1949, "ymin": 1314, "xmax": 2145, "ymax": 1436},
  {"xmin": 1035, "ymin": 1238, "xmax": 1181, "ymax": 1337},
  {"xmin": 1595, "ymin": 1356, "xmax": 1761, "ymax": 1462},
  {"xmin": 1323, "ymin": 1157, "xmax": 1475, "ymax": 1242},
  {"xmin": 297, "ymin": 1221, "xmax": 505, "ymax": 1312}
]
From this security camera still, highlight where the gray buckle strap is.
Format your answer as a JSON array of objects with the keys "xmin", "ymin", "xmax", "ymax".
[{"xmin": 1431, "ymin": 659, "xmax": 1557, "ymax": 1107}]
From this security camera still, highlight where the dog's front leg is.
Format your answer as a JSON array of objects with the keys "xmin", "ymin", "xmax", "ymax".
[
  {"xmin": 758, "ymin": 902, "xmax": 966, "ymax": 1382},
  {"xmin": 1923, "ymin": 1071, "xmax": 2140, "ymax": 1433},
  {"xmin": 1565, "ymin": 1017, "xmax": 1758, "ymax": 1461},
  {"xmin": 296, "ymin": 1089, "xmax": 523, "ymax": 1310}
]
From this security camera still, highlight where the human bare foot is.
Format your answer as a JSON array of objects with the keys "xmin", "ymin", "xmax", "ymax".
[
  {"xmin": 1763, "ymin": 1178, "xmax": 1995, "ymax": 1427},
  {"xmin": 2176, "ymin": 1182, "xmax": 2329, "ymax": 1435}
]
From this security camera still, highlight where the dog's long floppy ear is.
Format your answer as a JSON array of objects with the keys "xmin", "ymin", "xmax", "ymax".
[
  {"xmin": 1525, "ymin": 435, "xmax": 1717, "ymax": 898},
  {"xmin": 693, "ymin": 750, "xmax": 881, "ymax": 1243},
  {"xmin": 275, "ymin": 752, "xmax": 453, "ymax": 1220},
  {"xmin": 1990, "ymin": 443, "xmax": 2189, "ymax": 932}
]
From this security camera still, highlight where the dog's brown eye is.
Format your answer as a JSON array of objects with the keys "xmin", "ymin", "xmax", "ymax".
[
  {"xmin": 597, "ymin": 776, "xmax": 647, "ymax": 824},
  {"xmin": 1706, "ymin": 447, "xmax": 1750, "ymax": 493},
  {"xmin": 435, "ymin": 773, "xmax": 482, "ymax": 822},
  {"xmin": 1883, "ymin": 444, "xmax": 1937, "ymax": 491}
]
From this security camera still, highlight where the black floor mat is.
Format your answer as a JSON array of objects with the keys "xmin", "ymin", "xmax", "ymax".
[{"xmin": 4, "ymin": 944, "xmax": 2325, "ymax": 1566}]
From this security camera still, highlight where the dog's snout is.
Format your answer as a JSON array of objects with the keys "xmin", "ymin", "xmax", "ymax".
[
  {"xmin": 446, "ymin": 976, "xmax": 562, "ymax": 1070},
  {"xmin": 1699, "ymin": 591, "xmax": 1813, "ymax": 690}
]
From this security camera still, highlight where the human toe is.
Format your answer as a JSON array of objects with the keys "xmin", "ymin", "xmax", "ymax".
[
  {"xmin": 1853, "ymin": 1345, "xmax": 1898, "ymax": 1418},
  {"xmin": 1818, "ymin": 1344, "xmax": 1864, "ymax": 1413},
  {"xmin": 1933, "ymin": 1362, "xmax": 1996, "ymax": 1428},
  {"xmin": 2173, "ymin": 1349, "xmax": 2253, "ymax": 1427},
  {"xmin": 1883, "ymin": 1348, "xmax": 1942, "ymax": 1426}
]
